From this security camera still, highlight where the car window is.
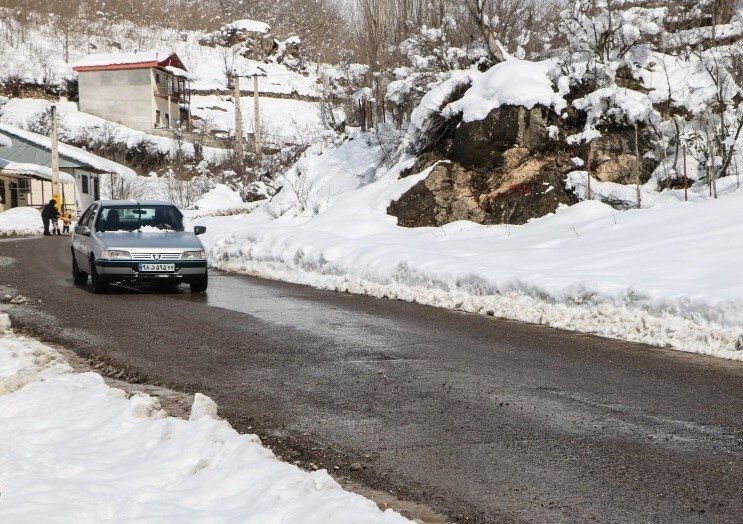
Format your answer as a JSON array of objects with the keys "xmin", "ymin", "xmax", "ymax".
[
  {"xmin": 95, "ymin": 205, "xmax": 184, "ymax": 232},
  {"xmin": 79, "ymin": 204, "xmax": 96, "ymax": 228}
]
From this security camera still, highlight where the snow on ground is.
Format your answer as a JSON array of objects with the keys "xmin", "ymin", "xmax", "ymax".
[
  {"xmin": 192, "ymin": 184, "xmax": 244, "ymax": 212},
  {"xmin": 0, "ymin": 207, "xmax": 43, "ymax": 236},
  {"xmin": 0, "ymin": 313, "xmax": 408, "ymax": 524},
  {"xmin": 191, "ymin": 95, "xmax": 323, "ymax": 144},
  {"xmin": 196, "ymin": 133, "xmax": 743, "ymax": 361}
]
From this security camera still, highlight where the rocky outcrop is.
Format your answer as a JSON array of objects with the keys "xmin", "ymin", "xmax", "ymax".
[
  {"xmin": 590, "ymin": 133, "xmax": 654, "ymax": 184},
  {"xmin": 388, "ymin": 150, "xmax": 577, "ymax": 227},
  {"xmin": 389, "ymin": 94, "xmax": 657, "ymax": 227},
  {"xmin": 452, "ymin": 105, "xmax": 551, "ymax": 170}
]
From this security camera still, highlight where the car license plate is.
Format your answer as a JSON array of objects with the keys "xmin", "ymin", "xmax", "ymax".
[{"xmin": 139, "ymin": 263, "xmax": 175, "ymax": 272}]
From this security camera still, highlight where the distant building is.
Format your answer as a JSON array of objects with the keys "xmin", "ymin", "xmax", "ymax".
[
  {"xmin": 72, "ymin": 50, "xmax": 191, "ymax": 133},
  {"xmin": 0, "ymin": 124, "xmax": 136, "ymax": 214}
]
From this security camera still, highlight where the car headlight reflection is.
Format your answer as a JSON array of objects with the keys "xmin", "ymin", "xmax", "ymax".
[
  {"xmin": 181, "ymin": 250, "xmax": 207, "ymax": 260},
  {"xmin": 101, "ymin": 250, "xmax": 132, "ymax": 260}
]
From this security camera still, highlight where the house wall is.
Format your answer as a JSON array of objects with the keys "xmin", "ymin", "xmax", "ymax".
[
  {"xmin": 0, "ymin": 136, "xmax": 100, "ymax": 214},
  {"xmin": 78, "ymin": 68, "xmax": 154, "ymax": 132},
  {"xmin": 152, "ymin": 69, "xmax": 182, "ymax": 129}
]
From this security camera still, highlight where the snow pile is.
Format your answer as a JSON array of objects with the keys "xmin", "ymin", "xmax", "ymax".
[
  {"xmin": 192, "ymin": 184, "xmax": 244, "ymax": 212},
  {"xmin": 199, "ymin": 136, "xmax": 743, "ymax": 360},
  {"xmin": 444, "ymin": 60, "xmax": 566, "ymax": 122},
  {"xmin": 0, "ymin": 314, "xmax": 408, "ymax": 524},
  {"xmin": 0, "ymin": 207, "xmax": 43, "ymax": 236},
  {"xmin": 232, "ymin": 19, "xmax": 271, "ymax": 34}
]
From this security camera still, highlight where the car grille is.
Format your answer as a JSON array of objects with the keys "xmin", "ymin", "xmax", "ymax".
[{"xmin": 130, "ymin": 252, "xmax": 182, "ymax": 261}]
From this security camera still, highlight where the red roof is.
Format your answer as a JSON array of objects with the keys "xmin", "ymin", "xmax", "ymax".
[{"xmin": 72, "ymin": 51, "xmax": 187, "ymax": 73}]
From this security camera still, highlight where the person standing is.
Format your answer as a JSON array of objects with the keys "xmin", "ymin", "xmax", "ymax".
[
  {"xmin": 41, "ymin": 199, "xmax": 59, "ymax": 236},
  {"xmin": 61, "ymin": 210, "xmax": 72, "ymax": 235}
]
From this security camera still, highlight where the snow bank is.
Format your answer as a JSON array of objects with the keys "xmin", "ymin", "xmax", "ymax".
[
  {"xmin": 0, "ymin": 314, "xmax": 408, "ymax": 523},
  {"xmin": 0, "ymin": 207, "xmax": 43, "ymax": 236},
  {"xmin": 444, "ymin": 59, "xmax": 566, "ymax": 122},
  {"xmin": 193, "ymin": 184, "xmax": 244, "ymax": 212},
  {"xmin": 199, "ymin": 136, "xmax": 743, "ymax": 361}
]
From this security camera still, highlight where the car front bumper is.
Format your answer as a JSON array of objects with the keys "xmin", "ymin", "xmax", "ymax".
[{"xmin": 95, "ymin": 259, "xmax": 207, "ymax": 282}]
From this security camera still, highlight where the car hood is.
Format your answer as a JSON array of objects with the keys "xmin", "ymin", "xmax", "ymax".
[{"xmin": 97, "ymin": 231, "xmax": 204, "ymax": 250}]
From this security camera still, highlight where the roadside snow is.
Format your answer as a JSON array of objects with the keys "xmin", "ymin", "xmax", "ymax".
[
  {"xmin": 193, "ymin": 184, "xmax": 244, "ymax": 212},
  {"xmin": 197, "ymin": 136, "xmax": 743, "ymax": 361},
  {"xmin": 0, "ymin": 314, "xmax": 408, "ymax": 524},
  {"xmin": 0, "ymin": 207, "xmax": 43, "ymax": 236}
]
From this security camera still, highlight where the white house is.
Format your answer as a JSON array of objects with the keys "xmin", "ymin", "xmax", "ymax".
[
  {"xmin": 72, "ymin": 50, "xmax": 191, "ymax": 133},
  {"xmin": 0, "ymin": 124, "xmax": 136, "ymax": 214}
]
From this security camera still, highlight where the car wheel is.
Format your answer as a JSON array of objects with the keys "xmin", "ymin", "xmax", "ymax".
[
  {"xmin": 72, "ymin": 253, "xmax": 88, "ymax": 285},
  {"xmin": 189, "ymin": 270, "xmax": 208, "ymax": 293},
  {"xmin": 90, "ymin": 256, "xmax": 109, "ymax": 294}
]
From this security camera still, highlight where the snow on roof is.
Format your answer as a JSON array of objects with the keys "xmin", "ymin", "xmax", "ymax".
[
  {"xmin": 71, "ymin": 50, "xmax": 186, "ymax": 72},
  {"xmin": 444, "ymin": 59, "xmax": 567, "ymax": 123},
  {"xmin": 0, "ymin": 124, "xmax": 137, "ymax": 180},
  {"xmin": 0, "ymin": 158, "xmax": 75, "ymax": 183},
  {"xmin": 163, "ymin": 66, "xmax": 192, "ymax": 79},
  {"xmin": 0, "ymin": 133, "xmax": 11, "ymax": 148},
  {"xmin": 231, "ymin": 19, "xmax": 271, "ymax": 34}
]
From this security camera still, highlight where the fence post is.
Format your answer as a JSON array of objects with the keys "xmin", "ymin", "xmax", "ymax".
[
  {"xmin": 683, "ymin": 144, "xmax": 688, "ymax": 202},
  {"xmin": 586, "ymin": 143, "xmax": 593, "ymax": 200}
]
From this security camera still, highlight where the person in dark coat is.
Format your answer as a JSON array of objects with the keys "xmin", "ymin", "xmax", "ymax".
[{"xmin": 41, "ymin": 199, "xmax": 59, "ymax": 236}]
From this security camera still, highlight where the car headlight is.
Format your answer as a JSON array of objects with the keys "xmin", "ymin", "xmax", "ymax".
[
  {"xmin": 101, "ymin": 250, "xmax": 132, "ymax": 260},
  {"xmin": 181, "ymin": 250, "xmax": 207, "ymax": 260}
]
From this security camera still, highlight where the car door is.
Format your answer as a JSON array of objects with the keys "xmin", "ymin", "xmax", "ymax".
[{"xmin": 73, "ymin": 204, "xmax": 97, "ymax": 272}]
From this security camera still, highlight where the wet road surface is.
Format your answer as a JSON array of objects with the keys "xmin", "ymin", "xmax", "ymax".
[{"xmin": 2, "ymin": 237, "xmax": 743, "ymax": 523}]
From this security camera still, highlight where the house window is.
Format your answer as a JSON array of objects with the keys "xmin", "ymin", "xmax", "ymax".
[
  {"xmin": 0, "ymin": 179, "xmax": 5, "ymax": 205},
  {"xmin": 165, "ymin": 113, "xmax": 170, "ymax": 129},
  {"xmin": 156, "ymin": 110, "xmax": 161, "ymax": 127},
  {"xmin": 81, "ymin": 175, "xmax": 89, "ymax": 195},
  {"xmin": 155, "ymin": 73, "xmax": 160, "ymax": 85},
  {"xmin": 93, "ymin": 176, "xmax": 100, "ymax": 200}
]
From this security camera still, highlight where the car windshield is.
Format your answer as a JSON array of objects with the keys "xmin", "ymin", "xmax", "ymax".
[{"xmin": 95, "ymin": 205, "xmax": 184, "ymax": 232}]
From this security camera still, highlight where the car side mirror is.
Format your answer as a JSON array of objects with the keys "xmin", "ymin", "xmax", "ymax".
[
  {"xmin": 75, "ymin": 225, "xmax": 91, "ymax": 236},
  {"xmin": 194, "ymin": 226, "xmax": 206, "ymax": 236}
]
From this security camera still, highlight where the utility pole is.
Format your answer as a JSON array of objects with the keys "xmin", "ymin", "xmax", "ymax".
[
  {"xmin": 683, "ymin": 144, "xmax": 688, "ymax": 202},
  {"xmin": 248, "ymin": 65, "xmax": 267, "ymax": 157},
  {"xmin": 586, "ymin": 143, "xmax": 593, "ymax": 200},
  {"xmin": 233, "ymin": 75, "xmax": 243, "ymax": 162},
  {"xmin": 253, "ymin": 73, "xmax": 261, "ymax": 157},
  {"xmin": 50, "ymin": 105, "xmax": 61, "ymax": 211},
  {"xmin": 634, "ymin": 124, "xmax": 641, "ymax": 209}
]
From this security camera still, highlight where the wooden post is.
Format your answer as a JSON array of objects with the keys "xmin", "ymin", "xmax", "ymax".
[
  {"xmin": 359, "ymin": 98, "xmax": 367, "ymax": 132},
  {"xmin": 253, "ymin": 73, "xmax": 261, "ymax": 157},
  {"xmin": 50, "ymin": 105, "xmax": 61, "ymax": 212},
  {"xmin": 233, "ymin": 75, "xmax": 243, "ymax": 161},
  {"xmin": 586, "ymin": 143, "xmax": 593, "ymax": 200},
  {"xmin": 634, "ymin": 124, "xmax": 641, "ymax": 209},
  {"xmin": 683, "ymin": 144, "xmax": 688, "ymax": 202}
]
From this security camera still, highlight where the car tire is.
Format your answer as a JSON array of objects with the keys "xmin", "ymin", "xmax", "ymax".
[
  {"xmin": 190, "ymin": 270, "xmax": 208, "ymax": 293},
  {"xmin": 90, "ymin": 256, "xmax": 110, "ymax": 294},
  {"xmin": 72, "ymin": 253, "xmax": 88, "ymax": 285}
]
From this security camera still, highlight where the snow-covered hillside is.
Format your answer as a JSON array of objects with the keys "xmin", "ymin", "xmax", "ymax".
[{"xmin": 192, "ymin": 131, "xmax": 743, "ymax": 361}]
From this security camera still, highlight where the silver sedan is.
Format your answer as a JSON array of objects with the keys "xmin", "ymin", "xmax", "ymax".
[{"xmin": 71, "ymin": 200, "xmax": 209, "ymax": 293}]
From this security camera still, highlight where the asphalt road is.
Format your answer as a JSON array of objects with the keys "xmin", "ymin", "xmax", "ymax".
[{"xmin": 2, "ymin": 237, "xmax": 743, "ymax": 523}]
